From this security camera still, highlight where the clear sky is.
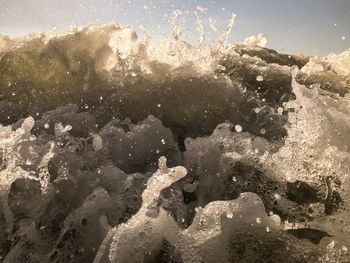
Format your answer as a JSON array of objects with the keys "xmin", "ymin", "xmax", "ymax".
[{"xmin": 0, "ymin": 0, "xmax": 349, "ymax": 56}]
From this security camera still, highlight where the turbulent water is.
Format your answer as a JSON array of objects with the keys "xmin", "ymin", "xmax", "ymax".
[{"xmin": 0, "ymin": 17, "xmax": 350, "ymax": 263}]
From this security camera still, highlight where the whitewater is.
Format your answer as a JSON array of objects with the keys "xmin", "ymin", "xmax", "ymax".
[{"xmin": 0, "ymin": 10, "xmax": 350, "ymax": 263}]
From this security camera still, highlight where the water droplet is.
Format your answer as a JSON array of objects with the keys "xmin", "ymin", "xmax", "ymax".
[
  {"xmin": 65, "ymin": 125, "xmax": 72, "ymax": 131},
  {"xmin": 227, "ymin": 212, "xmax": 233, "ymax": 219},
  {"xmin": 277, "ymin": 107, "xmax": 283, "ymax": 115},
  {"xmin": 235, "ymin": 124, "xmax": 242, "ymax": 133},
  {"xmin": 256, "ymin": 75, "xmax": 264, "ymax": 82}
]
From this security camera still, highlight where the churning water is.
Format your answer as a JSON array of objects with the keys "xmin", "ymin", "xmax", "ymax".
[{"xmin": 0, "ymin": 8, "xmax": 350, "ymax": 263}]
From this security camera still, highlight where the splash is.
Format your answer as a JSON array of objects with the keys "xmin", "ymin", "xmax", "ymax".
[
  {"xmin": 0, "ymin": 8, "xmax": 350, "ymax": 263},
  {"xmin": 325, "ymin": 49, "xmax": 350, "ymax": 76}
]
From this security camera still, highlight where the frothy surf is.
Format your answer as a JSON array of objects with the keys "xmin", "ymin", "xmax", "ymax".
[{"xmin": 0, "ymin": 10, "xmax": 350, "ymax": 263}]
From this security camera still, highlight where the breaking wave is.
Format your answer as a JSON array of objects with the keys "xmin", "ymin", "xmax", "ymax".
[{"xmin": 0, "ymin": 11, "xmax": 350, "ymax": 263}]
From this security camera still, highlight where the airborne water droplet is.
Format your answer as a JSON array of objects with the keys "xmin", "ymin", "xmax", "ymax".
[
  {"xmin": 277, "ymin": 107, "xmax": 284, "ymax": 115},
  {"xmin": 235, "ymin": 125, "xmax": 242, "ymax": 133},
  {"xmin": 256, "ymin": 75, "xmax": 264, "ymax": 82}
]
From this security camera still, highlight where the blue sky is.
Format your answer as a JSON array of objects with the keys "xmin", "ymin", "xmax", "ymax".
[{"xmin": 0, "ymin": 0, "xmax": 349, "ymax": 55}]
